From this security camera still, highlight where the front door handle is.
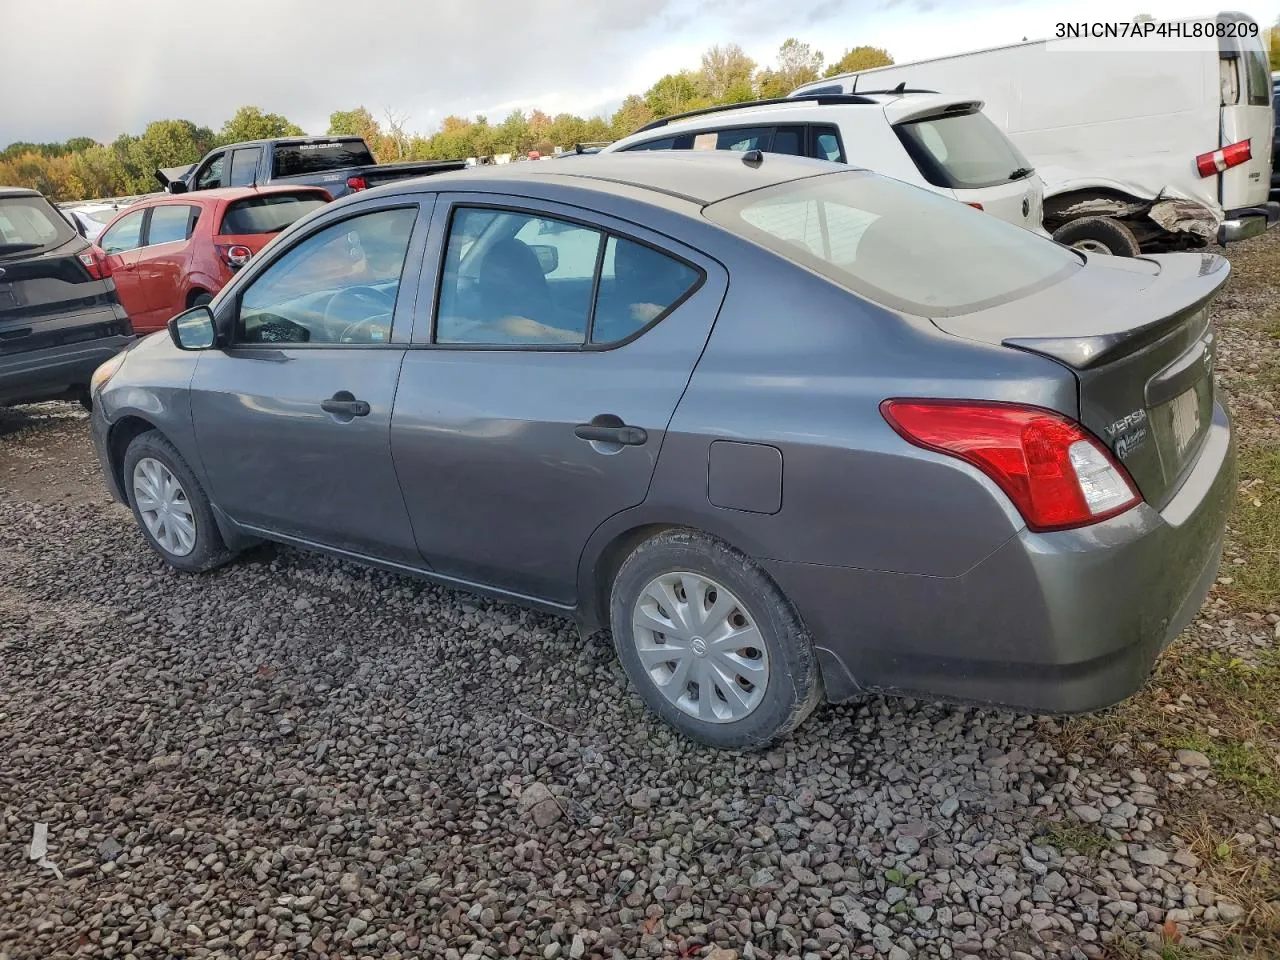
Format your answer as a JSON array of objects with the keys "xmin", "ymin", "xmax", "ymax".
[
  {"xmin": 321, "ymin": 393, "xmax": 371, "ymax": 418},
  {"xmin": 574, "ymin": 422, "xmax": 647, "ymax": 446}
]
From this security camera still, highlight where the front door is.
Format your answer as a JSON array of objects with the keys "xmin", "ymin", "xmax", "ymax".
[
  {"xmin": 98, "ymin": 208, "xmax": 150, "ymax": 327},
  {"xmin": 390, "ymin": 195, "xmax": 727, "ymax": 603},
  {"xmin": 189, "ymin": 199, "xmax": 429, "ymax": 561}
]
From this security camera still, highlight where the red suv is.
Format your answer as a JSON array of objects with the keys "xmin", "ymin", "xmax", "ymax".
[{"xmin": 95, "ymin": 186, "xmax": 330, "ymax": 333}]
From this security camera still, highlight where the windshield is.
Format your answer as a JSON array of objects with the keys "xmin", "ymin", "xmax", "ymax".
[
  {"xmin": 705, "ymin": 171, "xmax": 1080, "ymax": 316},
  {"xmin": 895, "ymin": 109, "xmax": 1034, "ymax": 190},
  {"xmin": 272, "ymin": 141, "xmax": 375, "ymax": 177},
  {"xmin": 220, "ymin": 193, "xmax": 329, "ymax": 235},
  {"xmin": 0, "ymin": 195, "xmax": 76, "ymax": 254}
]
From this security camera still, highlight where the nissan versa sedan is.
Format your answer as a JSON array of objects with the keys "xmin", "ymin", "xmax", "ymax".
[{"xmin": 89, "ymin": 152, "xmax": 1235, "ymax": 749}]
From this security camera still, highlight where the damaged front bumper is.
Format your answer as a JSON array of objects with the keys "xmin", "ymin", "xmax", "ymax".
[{"xmin": 1218, "ymin": 201, "xmax": 1280, "ymax": 244}]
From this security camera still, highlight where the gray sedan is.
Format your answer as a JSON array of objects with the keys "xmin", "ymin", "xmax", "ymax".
[{"xmin": 89, "ymin": 152, "xmax": 1234, "ymax": 748}]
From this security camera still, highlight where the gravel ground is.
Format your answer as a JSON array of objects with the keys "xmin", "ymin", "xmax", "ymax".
[{"xmin": 2, "ymin": 234, "xmax": 1278, "ymax": 960}]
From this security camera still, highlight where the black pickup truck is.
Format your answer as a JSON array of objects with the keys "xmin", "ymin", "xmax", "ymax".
[{"xmin": 156, "ymin": 136, "xmax": 466, "ymax": 200}]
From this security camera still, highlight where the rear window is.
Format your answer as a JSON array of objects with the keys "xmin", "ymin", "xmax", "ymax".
[
  {"xmin": 705, "ymin": 171, "xmax": 1079, "ymax": 317},
  {"xmin": 271, "ymin": 141, "xmax": 375, "ymax": 177},
  {"xmin": 1242, "ymin": 46, "xmax": 1272, "ymax": 106},
  {"xmin": 0, "ymin": 195, "xmax": 75, "ymax": 255},
  {"xmin": 220, "ymin": 193, "xmax": 328, "ymax": 236},
  {"xmin": 895, "ymin": 109, "xmax": 1034, "ymax": 190}
]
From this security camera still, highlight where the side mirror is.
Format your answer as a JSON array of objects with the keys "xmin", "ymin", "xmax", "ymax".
[
  {"xmin": 167, "ymin": 180, "xmax": 189, "ymax": 195},
  {"xmin": 167, "ymin": 305, "xmax": 216, "ymax": 351},
  {"xmin": 529, "ymin": 244, "xmax": 559, "ymax": 275}
]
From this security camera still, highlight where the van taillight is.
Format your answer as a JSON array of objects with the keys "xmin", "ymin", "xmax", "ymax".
[
  {"xmin": 77, "ymin": 246, "xmax": 112, "ymax": 280},
  {"xmin": 1196, "ymin": 140, "xmax": 1251, "ymax": 178},
  {"xmin": 346, "ymin": 176, "xmax": 368, "ymax": 191}
]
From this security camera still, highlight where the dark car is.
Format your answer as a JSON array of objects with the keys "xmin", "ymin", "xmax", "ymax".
[
  {"xmin": 158, "ymin": 136, "xmax": 466, "ymax": 200},
  {"xmin": 0, "ymin": 187, "xmax": 133, "ymax": 407},
  {"xmin": 90, "ymin": 153, "xmax": 1234, "ymax": 748}
]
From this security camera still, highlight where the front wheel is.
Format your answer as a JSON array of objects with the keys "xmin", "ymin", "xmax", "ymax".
[
  {"xmin": 609, "ymin": 530, "xmax": 822, "ymax": 749},
  {"xmin": 123, "ymin": 430, "xmax": 234, "ymax": 572},
  {"xmin": 1052, "ymin": 216, "xmax": 1141, "ymax": 257}
]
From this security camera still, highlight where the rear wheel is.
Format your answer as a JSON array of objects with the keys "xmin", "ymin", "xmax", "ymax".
[
  {"xmin": 189, "ymin": 291, "xmax": 213, "ymax": 307},
  {"xmin": 1052, "ymin": 216, "xmax": 1141, "ymax": 257},
  {"xmin": 609, "ymin": 530, "xmax": 822, "ymax": 749},
  {"xmin": 123, "ymin": 430, "xmax": 234, "ymax": 572}
]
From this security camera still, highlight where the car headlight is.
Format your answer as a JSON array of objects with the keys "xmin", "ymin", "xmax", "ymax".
[{"xmin": 90, "ymin": 351, "xmax": 128, "ymax": 395}]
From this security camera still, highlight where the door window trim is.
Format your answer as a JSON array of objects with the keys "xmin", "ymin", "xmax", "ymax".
[
  {"xmin": 213, "ymin": 195, "xmax": 433, "ymax": 350},
  {"xmin": 417, "ymin": 196, "xmax": 707, "ymax": 353}
]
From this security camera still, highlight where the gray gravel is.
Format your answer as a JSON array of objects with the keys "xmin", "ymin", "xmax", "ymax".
[{"xmin": 2, "ymin": 238, "xmax": 1278, "ymax": 960}]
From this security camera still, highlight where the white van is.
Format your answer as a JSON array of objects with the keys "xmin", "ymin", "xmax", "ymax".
[
  {"xmin": 791, "ymin": 12, "xmax": 1278, "ymax": 255},
  {"xmin": 600, "ymin": 93, "xmax": 1049, "ymax": 236}
]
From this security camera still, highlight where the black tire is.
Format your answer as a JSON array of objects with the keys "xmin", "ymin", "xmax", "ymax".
[
  {"xmin": 77, "ymin": 390, "xmax": 93, "ymax": 412},
  {"xmin": 190, "ymin": 291, "xmax": 213, "ymax": 307},
  {"xmin": 609, "ymin": 529, "xmax": 822, "ymax": 750},
  {"xmin": 1052, "ymin": 216, "xmax": 1141, "ymax": 257},
  {"xmin": 122, "ymin": 430, "xmax": 235, "ymax": 573}
]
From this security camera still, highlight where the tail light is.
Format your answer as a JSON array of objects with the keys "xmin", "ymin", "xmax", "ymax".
[
  {"xmin": 216, "ymin": 244, "xmax": 253, "ymax": 269},
  {"xmin": 346, "ymin": 175, "xmax": 368, "ymax": 191},
  {"xmin": 880, "ymin": 399, "xmax": 1140, "ymax": 532},
  {"xmin": 77, "ymin": 245, "xmax": 112, "ymax": 280},
  {"xmin": 1196, "ymin": 140, "xmax": 1251, "ymax": 178},
  {"xmin": 965, "ymin": 202, "xmax": 984, "ymax": 211}
]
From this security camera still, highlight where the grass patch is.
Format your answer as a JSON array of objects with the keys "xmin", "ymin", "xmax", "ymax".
[
  {"xmin": 1225, "ymin": 447, "xmax": 1280, "ymax": 614},
  {"xmin": 1036, "ymin": 817, "xmax": 1110, "ymax": 860},
  {"xmin": 1170, "ymin": 734, "xmax": 1280, "ymax": 809}
]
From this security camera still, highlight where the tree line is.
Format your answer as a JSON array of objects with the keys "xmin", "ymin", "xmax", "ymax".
[{"xmin": 0, "ymin": 40, "xmax": 892, "ymax": 203}]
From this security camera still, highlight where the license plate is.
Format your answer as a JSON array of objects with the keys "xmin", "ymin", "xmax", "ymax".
[{"xmin": 1169, "ymin": 385, "xmax": 1202, "ymax": 459}]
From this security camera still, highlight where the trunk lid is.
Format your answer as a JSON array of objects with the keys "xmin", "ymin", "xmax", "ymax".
[{"xmin": 932, "ymin": 251, "xmax": 1229, "ymax": 509}]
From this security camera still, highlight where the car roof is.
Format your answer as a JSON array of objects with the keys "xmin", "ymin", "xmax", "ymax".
[
  {"xmin": 382, "ymin": 150, "xmax": 849, "ymax": 206},
  {"xmin": 0, "ymin": 186, "xmax": 42, "ymax": 199}
]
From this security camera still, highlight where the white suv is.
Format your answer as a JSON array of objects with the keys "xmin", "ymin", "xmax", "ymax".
[{"xmin": 601, "ymin": 92, "xmax": 1049, "ymax": 236}]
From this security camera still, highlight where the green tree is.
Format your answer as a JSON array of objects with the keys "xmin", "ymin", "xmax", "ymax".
[
  {"xmin": 220, "ymin": 106, "xmax": 305, "ymax": 143},
  {"xmin": 328, "ymin": 106, "xmax": 381, "ymax": 141},
  {"xmin": 824, "ymin": 46, "xmax": 894, "ymax": 77},
  {"xmin": 70, "ymin": 144, "xmax": 129, "ymax": 199},
  {"xmin": 1270, "ymin": 16, "xmax": 1279, "ymax": 71},
  {"xmin": 700, "ymin": 44, "xmax": 756, "ymax": 102},
  {"xmin": 769, "ymin": 38, "xmax": 824, "ymax": 93},
  {"xmin": 644, "ymin": 70, "xmax": 708, "ymax": 118},
  {"xmin": 610, "ymin": 95, "xmax": 655, "ymax": 138}
]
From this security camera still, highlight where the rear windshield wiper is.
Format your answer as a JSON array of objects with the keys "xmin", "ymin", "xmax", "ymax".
[
  {"xmin": 0, "ymin": 242, "xmax": 42, "ymax": 255},
  {"xmin": 1009, "ymin": 166, "xmax": 1035, "ymax": 180}
]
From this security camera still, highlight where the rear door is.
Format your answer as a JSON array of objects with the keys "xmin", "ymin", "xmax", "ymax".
[
  {"xmin": 227, "ymin": 147, "xmax": 262, "ymax": 188},
  {"xmin": 390, "ymin": 194, "xmax": 727, "ymax": 603},
  {"xmin": 135, "ymin": 203, "xmax": 201, "ymax": 326},
  {"xmin": 1218, "ymin": 23, "xmax": 1274, "ymax": 208},
  {"xmin": 98, "ymin": 208, "xmax": 150, "ymax": 325},
  {"xmin": 0, "ymin": 193, "xmax": 119, "ymax": 347}
]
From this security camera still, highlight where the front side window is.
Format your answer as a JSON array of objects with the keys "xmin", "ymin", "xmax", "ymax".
[
  {"xmin": 99, "ymin": 210, "xmax": 146, "ymax": 254},
  {"xmin": 694, "ymin": 127, "xmax": 772, "ymax": 152},
  {"xmin": 194, "ymin": 153, "xmax": 225, "ymax": 190},
  {"xmin": 707, "ymin": 171, "xmax": 1079, "ymax": 316},
  {"xmin": 436, "ymin": 206, "xmax": 700, "ymax": 347},
  {"xmin": 236, "ymin": 206, "xmax": 416, "ymax": 345},
  {"xmin": 147, "ymin": 205, "xmax": 195, "ymax": 245}
]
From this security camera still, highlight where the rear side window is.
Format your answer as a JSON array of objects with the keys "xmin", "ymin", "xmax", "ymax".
[
  {"xmin": 706, "ymin": 171, "xmax": 1079, "ymax": 317},
  {"xmin": 694, "ymin": 127, "xmax": 772, "ymax": 152},
  {"xmin": 272, "ymin": 141, "xmax": 376, "ymax": 177},
  {"xmin": 220, "ymin": 193, "xmax": 328, "ymax": 235},
  {"xmin": 229, "ymin": 148, "xmax": 259, "ymax": 187},
  {"xmin": 147, "ymin": 205, "xmax": 196, "ymax": 245},
  {"xmin": 812, "ymin": 125, "xmax": 845, "ymax": 162},
  {"xmin": 0, "ymin": 195, "xmax": 75, "ymax": 254},
  {"xmin": 895, "ymin": 109, "xmax": 1033, "ymax": 190}
]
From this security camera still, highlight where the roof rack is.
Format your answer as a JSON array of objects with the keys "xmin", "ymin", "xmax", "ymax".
[
  {"xmin": 634, "ymin": 94, "xmax": 880, "ymax": 134},
  {"xmin": 852, "ymin": 84, "xmax": 940, "ymax": 96}
]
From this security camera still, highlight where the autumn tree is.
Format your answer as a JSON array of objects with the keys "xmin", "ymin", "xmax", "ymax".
[
  {"xmin": 220, "ymin": 106, "xmax": 305, "ymax": 143},
  {"xmin": 824, "ymin": 45, "xmax": 894, "ymax": 77},
  {"xmin": 758, "ymin": 38, "xmax": 825, "ymax": 97}
]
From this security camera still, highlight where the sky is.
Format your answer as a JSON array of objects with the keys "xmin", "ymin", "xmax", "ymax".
[{"xmin": 3, "ymin": 0, "xmax": 1277, "ymax": 146}]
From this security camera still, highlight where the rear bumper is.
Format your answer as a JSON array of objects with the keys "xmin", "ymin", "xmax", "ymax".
[
  {"xmin": 0, "ymin": 326, "xmax": 134, "ymax": 406},
  {"xmin": 766, "ymin": 399, "xmax": 1236, "ymax": 714},
  {"xmin": 1218, "ymin": 201, "xmax": 1280, "ymax": 244}
]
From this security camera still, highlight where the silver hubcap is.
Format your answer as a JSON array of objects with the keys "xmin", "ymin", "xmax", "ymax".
[
  {"xmin": 631, "ymin": 572, "xmax": 769, "ymax": 724},
  {"xmin": 1071, "ymin": 239, "xmax": 1113, "ymax": 255},
  {"xmin": 132, "ymin": 457, "xmax": 197, "ymax": 557}
]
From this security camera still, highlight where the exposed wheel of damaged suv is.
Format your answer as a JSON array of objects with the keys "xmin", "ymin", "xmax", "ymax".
[{"xmin": 1052, "ymin": 216, "xmax": 1142, "ymax": 256}]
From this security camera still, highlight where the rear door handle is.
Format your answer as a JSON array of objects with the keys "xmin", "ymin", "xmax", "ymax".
[
  {"xmin": 574, "ymin": 423, "xmax": 647, "ymax": 445},
  {"xmin": 321, "ymin": 394, "xmax": 371, "ymax": 417}
]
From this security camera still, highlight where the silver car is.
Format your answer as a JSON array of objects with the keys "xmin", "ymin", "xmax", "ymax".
[{"xmin": 89, "ymin": 152, "xmax": 1234, "ymax": 748}]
